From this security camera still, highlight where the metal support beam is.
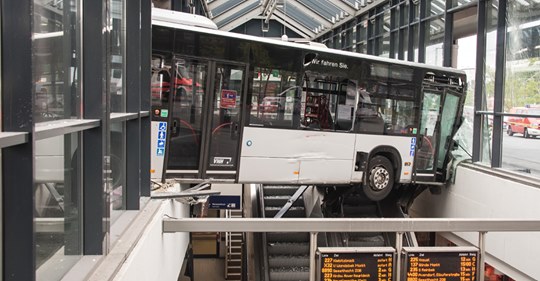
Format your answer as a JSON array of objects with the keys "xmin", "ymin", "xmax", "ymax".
[
  {"xmin": 309, "ymin": 232, "xmax": 318, "ymax": 281},
  {"xmin": 395, "ymin": 232, "xmax": 403, "ymax": 281},
  {"xmin": 491, "ymin": 0, "xmax": 507, "ymax": 168},
  {"xmin": 274, "ymin": 185, "xmax": 310, "ymax": 218},
  {"xmin": 163, "ymin": 218, "xmax": 540, "ymax": 233},
  {"xmin": 472, "ymin": 0, "xmax": 487, "ymax": 162},
  {"xmin": 478, "ymin": 232, "xmax": 486, "ymax": 281},
  {"xmin": 273, "ymin": 9, "xmax": 317, "ymax": 38}
]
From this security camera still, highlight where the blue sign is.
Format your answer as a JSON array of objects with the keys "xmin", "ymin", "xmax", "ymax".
[
  {"xmin": 158, "ymin": 122, "xmax": 167, "ymax": 131},
  {"xmin": 410, "ymin": 150, "xmax": 415, "ymax": 156},
  {"xmin": 157, "ymin": 140, "xmax": 165, "ymax": 148},
  {"xmin": 208, "ymin": 195, "xmax": 241, "ymax": 210},
  {"xmin": 411, "ymin": 137, "xmax": 416, "ymax": 144},
  {"xmin": 157, "ymin": 148, "xmax": 165, "ymax": 156},
  {"xmin": 158, "ymin": 131, "xmax": 166, "ymax": 140}
]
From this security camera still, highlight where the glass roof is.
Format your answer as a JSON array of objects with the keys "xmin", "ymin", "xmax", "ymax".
[{"xmin": 208, "ymin": 0, "xmax": 367, "ymax": 38}]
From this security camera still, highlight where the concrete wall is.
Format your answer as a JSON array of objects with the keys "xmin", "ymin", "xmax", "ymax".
[
  {"xmin": 113, "ymin": 199, "xmax": 190, "ymax": 281},
  {"xmin": 411, "ymin": 165, "xmax": 540, "ymax": 280}
]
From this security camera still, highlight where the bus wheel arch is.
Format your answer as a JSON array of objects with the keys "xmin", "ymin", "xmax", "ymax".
[{"xmin": 363, "ymin": 147, "xmax": 402, "ymax": 201}]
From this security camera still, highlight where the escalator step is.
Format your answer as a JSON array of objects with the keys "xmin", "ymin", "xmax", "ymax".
[
  {"xmin": 342, "ymin": 204, "xmax": 378, "ymax": 216},
  {"xmin": 264, "ymin": 196, "xmax": 303, "ymax": 207},
  {"xmin": 269, "ymin": 267, "xmax": 309, "ymax": 281},
  {"xmin": 263, "ymin": 186, "xmax": 300, "ymax": 196},
  {"xmin": 268, "ymin": 255, "xmax": 310, "ymax": 267},
  {"xmin": 267, "ymin": 232, "xmax": 310, "ymax": 243},
  {"xmin": 348, "ymin": 234, "xmax": 385, "ymax": 247},
  {"xmin": 342, "ymin": 193, "xmax": 372, "ymax": 205},
  {"xmin": 265, "ymin": 207, "xmax": 305, "ymax": 218},
  {"xmin": 267, "ymin": 242, "xmax": 309, "ymax": 255}
]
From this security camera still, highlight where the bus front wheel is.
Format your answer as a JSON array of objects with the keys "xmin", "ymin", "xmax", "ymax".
[{"xmin": 363, "ymin": 156, "xmax": 394, "ymax": 201}]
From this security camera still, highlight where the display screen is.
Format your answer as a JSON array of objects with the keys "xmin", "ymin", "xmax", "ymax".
[
  {"xmin": 320, "ymin": 251, "xmax": 394, "ymax": 281},
  {"xmin": 403, "ymin": 249, "xmax": 478, "ymax": 281}
]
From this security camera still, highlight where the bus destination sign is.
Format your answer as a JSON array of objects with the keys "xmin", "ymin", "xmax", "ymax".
[
  {"xmin": 402, "ymin": 247, "xmax": 478, "ymax": 281},
  {"xmin": 318, "ymin": 247, "xmax": 394, "ymax": 281}
]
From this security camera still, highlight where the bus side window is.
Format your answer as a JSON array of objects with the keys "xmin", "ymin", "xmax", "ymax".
[{"xmin": 354, "ymin": 83, "xmax": 385, "ymax": 134}]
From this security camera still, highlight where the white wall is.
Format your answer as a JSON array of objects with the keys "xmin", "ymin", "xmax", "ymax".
[
  {"xmin": 113, "ymin": 200, "xmax": 190, "ymax": 281},
  {"xmin": 411, "ymin": 165, "xmax": 540, "ymax": 280}
]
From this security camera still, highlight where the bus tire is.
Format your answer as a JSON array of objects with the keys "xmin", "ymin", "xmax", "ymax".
[
  {"xmin": 363, "ymin": 156, "xmax": 394, "ymax": 201},
  {"xmin": 507, "ymin": 126, "xmax": 514, "ymax": 136}
]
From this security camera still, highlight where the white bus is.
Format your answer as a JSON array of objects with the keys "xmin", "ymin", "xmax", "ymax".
[{"xmin": 150, "ymin": 8, "xmax": 467, "ymax": 201}]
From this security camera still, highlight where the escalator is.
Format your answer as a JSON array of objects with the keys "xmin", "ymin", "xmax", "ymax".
[
  {"xmin": 254, "ymin": 185, "xmax": 417, "ymax": 281},
  {"xmin": 260, "ymin": 185, "xmax": 311, "ymax": 281}
]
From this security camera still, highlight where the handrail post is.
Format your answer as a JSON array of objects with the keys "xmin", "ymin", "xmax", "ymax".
[
  {"xmin": 309, "ymin": 232, "xmax": 318, "ymax": 281},
  {"xmin": 395, "ymin": 232, "xmax": 403, "ymax": 281},
  {"xmin": 478, "ymin": 231, "xmax": 487, "ymax": 281}
]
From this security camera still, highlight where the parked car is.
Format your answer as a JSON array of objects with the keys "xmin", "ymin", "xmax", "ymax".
[{"xmin": 506, "ymin": 106, "xmax": 540, "ymax": 138}]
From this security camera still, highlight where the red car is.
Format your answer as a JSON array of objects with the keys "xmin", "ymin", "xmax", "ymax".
[{"xmin": 506, "ymin": 106, "xmax": 540, "ymax": 138}]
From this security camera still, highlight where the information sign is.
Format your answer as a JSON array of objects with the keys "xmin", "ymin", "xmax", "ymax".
[
  {"xmin": 318, "ymin": 247, "xmax": 395, "ymax": 281},
  {"xmin": 402, "ymin": 247, "xmax": 478, "ymax": 281},
  {"xmin": 220, "ymin": 90, "xmax": 237, "ymax": 109}
]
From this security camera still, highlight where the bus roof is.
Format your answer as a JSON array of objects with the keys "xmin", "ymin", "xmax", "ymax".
[{"xmin": 152, "ymin": 8, "xmax": 465, "ymax": 77}]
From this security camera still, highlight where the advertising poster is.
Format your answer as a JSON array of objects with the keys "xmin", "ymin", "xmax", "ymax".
[{"xmin": 220, "ymin": 89, "xmax": 237, "ymax": 109}]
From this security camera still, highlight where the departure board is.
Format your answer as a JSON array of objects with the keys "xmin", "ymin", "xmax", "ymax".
[
  {"xmin": 318, "ymin": 247, "xmax": 395, "ymax": 281},
  {"xmin": 402, "ymin": 247, "xmax": 479, "ymax": 281}
]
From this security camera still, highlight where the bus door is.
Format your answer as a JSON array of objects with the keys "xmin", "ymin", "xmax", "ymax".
[
  {"xmin": 165, "ymin": 58, "xmax": 245, "ymax": 180},
  {"xmin": 415, "ymin": 90, "xmax": 442, "ymax": 182},
  {"xmin": 415, "ymin": 89, "xmax": 461, "ymax": 183}
]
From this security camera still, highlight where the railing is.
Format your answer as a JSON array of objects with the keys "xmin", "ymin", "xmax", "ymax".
[{"xmin": 163, "ymin": 218, "xmax": 540, "ymax": 281}]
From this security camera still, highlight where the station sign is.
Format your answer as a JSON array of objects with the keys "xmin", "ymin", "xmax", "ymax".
[
  {"xmin": 207, "ymin": 195, "xmax": 241, "ymax": 210},
  {"xmin": 318, "ymin": 247, "xmax": 395, "ymax": 281},
  {"xmin": 402, "ymin": 247, "xmax": 478, "ymax": 281}
]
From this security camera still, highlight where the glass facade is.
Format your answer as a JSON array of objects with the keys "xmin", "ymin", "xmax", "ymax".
[
  {"xmin": 33, "ymin": 0, "xmax": 82, "ymax": 123},
  {"xmin": 109, "ymin": 0, "xmax": 127, "ymax": 219},
  {"xmin": 35, "ymin": 133, "xmax": 82, "ymax": 280},
  {"xmin": 314, "ymin": 0, "xmax": 540, "ymax": 179},
  {"xmin": 502, "ymin": 1, "xmax": 540, "ymax": 177},
  {"xmin": 1, "ymin": 0, "xmax": 149, "ymax": 279}
]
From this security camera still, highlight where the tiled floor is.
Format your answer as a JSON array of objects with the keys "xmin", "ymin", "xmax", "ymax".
[{"xmin": 193, "ymin": 258, "xmax": 227, "ymax": 281}]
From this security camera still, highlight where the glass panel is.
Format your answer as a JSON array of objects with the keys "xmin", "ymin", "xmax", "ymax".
[
  {"xmin": 454, "ymin": 35, "xmax": 477, "ymax": 159},
  {"xmin": 437, "ymin": 93, "xmax": 460, "ymax": 169},
  {"xmin": 167, "ymin": 60, "xmax": 208, "ymax": 170},
  {"xmin": 110, "ymin": 122, "xmax": 125, "ymax": 221},
  {"xmin": 412, "ymin": 24, "xmax": 419, "ymax": 62},
  {"xmin": 207, "ymin": 64, "xmax": 244, "ymax": 171},
  {"xmin": 35, "ymin": 133, "xmax": 82, "ymax": 280},
  {"xmin": 425, "ymin": 16, "xmax": 445, "ymax": 67},
  {"xmin": 502, "ymin": 1, "xmax": 540, "ymax": 177},
  {"xmin": 426, "ymin": 0, "xmax": 445, "ymax": 16},
  {"xmin": 417, "ymin": 92, "xmax": 441, "ymax": 171},
  {"xmin": 109, "ymin": 0, "xmax": 125, "ymax": 112},
  {"xmin": 381, "ymin": 33, "xmax": 391, "ymax": 57},
  {"xmin": 33, "ymin": 0, "xmax": 81, "ymax": 122},
  {"xmin": 357, "ymin": 18, "xmax": 368, "ymax": 43}
]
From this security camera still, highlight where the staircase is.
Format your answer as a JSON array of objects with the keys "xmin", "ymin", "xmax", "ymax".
[{"xmin": 225, "ymin": 209, "xmax": 243, "ymax": 280}]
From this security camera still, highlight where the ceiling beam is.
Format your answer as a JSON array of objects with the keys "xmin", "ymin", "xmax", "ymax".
[
  {"xmin": 212, "ymin": 0, "xmax": 260, "ymax": 21},
  {"xmin": 287, "ymin": 0, "xmax": 332, "ymax": 29},
  {"xmin": 273, "ymin": 9, "xmax": 317, "ymax": 38},
  {"xmin": 219, "ymin": 8, "xmax": 262, "ymax": 31},
  {"xmin": 331, "ymin": 0, "xmax": 357, "ymax": 15},
  {"xmin": 208, "ymin": 0, "xmax": 226, "ymax": 11}
]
